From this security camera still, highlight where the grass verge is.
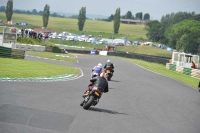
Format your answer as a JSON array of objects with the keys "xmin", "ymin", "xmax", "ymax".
[
  {"xmin": 26, "ymin": 51, "xmax": 77, "ymax": 62},
  {"xmin": 0, "ymin": 57, "xmax": 79, "ymax": 78}
]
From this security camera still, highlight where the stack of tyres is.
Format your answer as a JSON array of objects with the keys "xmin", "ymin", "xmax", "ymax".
[
  {"xmin": 183, "ymin": 68, "xmax": 192, "ymax": 76},
  {"xmin": 169, "ymin": 64, "xmax": 176, "ymax": 71}
]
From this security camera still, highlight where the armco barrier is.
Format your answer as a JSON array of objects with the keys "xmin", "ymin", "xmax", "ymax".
[
  {"xmin": 0, "ymin": 46, "xmax": 12, "ymax": 58},
  {"xmin": 11, "ymin": 49, "xmax": 25, "ymax": 59},
  {"xmin": 0, "ymin": 46, "xmax": 25, "ymax": 59},
  {"xmin": 16, "ymin": 44, "xmax": 46, "ymax": 52},
  {"xmin": 166, "ymin": 63, "xmax": 200, "ymax": 79},
  {"xmin": 52, "ymin": 47, "xmax": 99, "ymax": 54},
  {"xmin": 46, "ymin": 47, "xmax": 169, "ymax": 65},
  {"xmin": 107, "ymin": 51, "xmax": 170, "ymax": 65}
]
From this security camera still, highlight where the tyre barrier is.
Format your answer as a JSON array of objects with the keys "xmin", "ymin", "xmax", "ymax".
[{"xmin": 166, "ymin": 63, "xmax": 200, "ymax": 79}]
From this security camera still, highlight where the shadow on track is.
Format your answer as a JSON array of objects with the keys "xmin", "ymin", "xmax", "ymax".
[
  {"xmin": 89, "ymin": 107, "xmax": 129, "ymax": 115},
  {"xmin": 109, "ymin": 80, "xmax": 121, "ymax": 82}
]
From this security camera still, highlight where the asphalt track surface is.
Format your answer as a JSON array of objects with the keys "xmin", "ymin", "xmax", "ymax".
[{"xmin": 0, "ymin": 54, "xmax": 200, "ymax": 133}]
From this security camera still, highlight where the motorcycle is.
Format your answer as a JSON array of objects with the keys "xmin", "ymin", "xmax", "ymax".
[
  {"xmin": 105, "ymin": 67, "xmax": 113, "ymax": 81},
  {"xmin": 91, "ymin": 72, "xmax": 99, "ymax": 79},
  {"xmin": 80, "ymin": 86, "xmax": 102, "ymax": 110}
]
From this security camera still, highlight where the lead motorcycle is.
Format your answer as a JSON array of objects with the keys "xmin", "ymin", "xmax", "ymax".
[
  {"xmin": 80, "ymin": 84, "xmax": 102, "ymax": 110},
  {"xmin": 105, "ymin": 67, "xmax": 113, "ymax": 81}
]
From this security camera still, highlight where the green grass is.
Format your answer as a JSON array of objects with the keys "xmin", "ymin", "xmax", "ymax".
[
  {"xmin": 26, "ymin": 51, "xmax": 77, "ymax": 62},
  {"xmin": 116, "ymin": 45, "xmax": 172, "ymax": 58},
  {"xmin": 0, "ymin": 57, "xmax": 79, "ymax": 78},
  {"xmin": 0, "ymin": 12, "xmax": 147, "ymax": 41}
]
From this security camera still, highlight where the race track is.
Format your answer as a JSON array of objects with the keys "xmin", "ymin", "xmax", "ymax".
[{"xmin": 0, "ymin": 54, "xmax": 200, "ymax": 133}]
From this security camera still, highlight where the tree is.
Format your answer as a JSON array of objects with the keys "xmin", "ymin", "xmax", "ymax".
[
  {"xmin": 108, "ymin": 14, "xmax": 114, "ymax": 21},
  {"xmin": 5, "ymin": 0, "xmax": 13, "ymax": 21},
  {"xmin": 194, "ymin": 14, "xmax": 200, "ymax": 21},
  {"xmin": 135, "ymin": 12, "xmax": 143, "ymax": 19},
  {"xmin": 161, "ymin": 12, "xmax": 196, "ymax": 28},
  {"xmin": 113, "ymin": 8, "xmax": 121, "ymax": 34},
  {"xmin": 42, "ymin": 4, "xmax": 50, "ymax": 27},
  {"xmin": 145, "ymin": 20, "xmax": 165, "ymax": 42},
  {"xmin": 0, "ymin": 6, "xmax": 6, "ymax": 12},
  {"xmin": 32, "ymin": 9, "xmax": 37, "ymax": 15},
  {"xmin": 121, "ymin": 15, "xmax": 126, "ymax": 19},
  {"xmin": 38, "ymin": 11, "xmax": 43, "ymax": 16},
  {"xmin": 126, "ymin": 11, "xmax": 132, "ymax": 19},
  {"xmin": 78, "ymin": 7, "xmax": 86, "ymax": 31},
  {"xmin": 14, "ymin": 9, "xmax": 21, "ymax": 14},
  {"xmin": 167, "ymin": 20, "xmax": 200, "ymax": 54},
  {"xmin": 51, "ymin": 12, "xmax": 58, "ymax": 17},
  {"xmin": 144, "ymin": 13, "xmax": 150, "ymax": 20},
  {"xmin": 70, "ymin": 15, "xmax": 78, "ymax": 19},
  {"xmin": 132, "ymin": 15, "xmax": 134, "ymax": 19}
]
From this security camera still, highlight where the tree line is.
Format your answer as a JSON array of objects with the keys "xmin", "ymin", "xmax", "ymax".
[
  {"xmin": 0, "ymin": 5, "xmax": 65, "ymax": 18},
  {"xmin": 145, "ymin": 12, "xmax": 200, "ymax": 54},
  {"xmin": 107, "ymin": 11, "xmax": 150, "ymax": 21}
]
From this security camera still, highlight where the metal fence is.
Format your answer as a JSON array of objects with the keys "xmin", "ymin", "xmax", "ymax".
[
  {"xmin": 61, "ymin": 48, "xmax": 169, "ymax": 65},
  {"xmin": 0, "ymin": 46, "xmax": 25, "ymax": 59},
  {"xmin": 107, "ymin": 51, "xmax": 170, "ymax": 65}
]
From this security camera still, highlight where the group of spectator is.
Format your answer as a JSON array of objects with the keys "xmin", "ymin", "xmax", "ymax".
[
  {"xmin": 20, "ymin": 28, "xmax": 43, "ymax": 40},
  {"xmin": 9, "ymin": 27, "xmax": 44, "ymax": 40}
]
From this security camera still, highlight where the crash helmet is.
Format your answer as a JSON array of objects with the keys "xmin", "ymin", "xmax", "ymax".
[
  {"xmin": 100, "ymin": 72, "xmax": 107, "ymax": 78},
  {"xmin": 97, "ymin": 63, "xmax": 102, "ymax": 67},
  {"xmin": 107, "ymin": 59, "xmax": 110, "ymax": 62}
]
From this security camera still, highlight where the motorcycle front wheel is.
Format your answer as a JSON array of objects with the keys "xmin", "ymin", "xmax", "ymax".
[{"xmin": 83, "ymin": 95, "xmax": 95, "ymax": 110}]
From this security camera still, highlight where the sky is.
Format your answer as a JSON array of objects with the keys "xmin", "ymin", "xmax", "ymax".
[{"xmin": 1, "ymin": 0, "xmax": 200, "ymax": 20}]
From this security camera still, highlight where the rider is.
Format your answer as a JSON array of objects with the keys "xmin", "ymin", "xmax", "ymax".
[
  {"xmin": 82, "ymin": 72, "xmax": 109, "ymax": 97},
  {"xmin": 91, "ymin": 63, "xmax": 102, "ymax": 78},
  {"xmin": 104, "ymin": 59, "xmax": 114, "ymax": 74}
]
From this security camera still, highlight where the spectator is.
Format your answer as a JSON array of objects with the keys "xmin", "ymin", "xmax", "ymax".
[
  {"xmin": 11, "ymin": 27, "xmax": 16, "ymax": 33},
  {"xmin": 21, "ymin": 28, "xmax": 24, "ymax": 37},
  {"xmin": 25, "ymin": 29, "xmax": 28, "ymax": 37},
  {"xmin": 191, "ymin": 61, "xmax": 196, "ymax": 69},
  {"xmin": 29, "ymin": 30, "xmax": 32, "ymax": 38}
]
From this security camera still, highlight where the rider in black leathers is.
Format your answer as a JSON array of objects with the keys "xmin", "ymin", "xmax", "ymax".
[
  {"xmin": 82, "ymin": 72, "xmax": 109, "ymax": 97},
  {"xmin": 104, "ymin": 59, "xmax": 114, "ymax": 74}
]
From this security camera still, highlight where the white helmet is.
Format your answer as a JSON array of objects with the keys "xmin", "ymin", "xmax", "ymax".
[
  {"xmin": 107, "ymin": 60, "xmax": 110, "ymax": 62},
  {"xmin": 97, "ymin": 63, "xmax": 102, "ymax": 67}
]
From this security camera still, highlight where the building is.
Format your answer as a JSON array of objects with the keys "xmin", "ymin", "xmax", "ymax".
[
  {"xmin": 120, "ymin": 19, "xmax": 151, "ymax": 25},
  {"xmin": 32, "ymin": 27, "xmax": 52, "ymax": 34}
]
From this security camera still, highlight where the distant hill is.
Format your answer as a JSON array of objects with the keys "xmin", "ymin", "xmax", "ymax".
[
  {"xmin": 56, "ymin": 12, "xmax": 108, "ymax": 19},
  {"xmin": 11, "ymin": 8, "xmax": 108, "ymax": 19}
]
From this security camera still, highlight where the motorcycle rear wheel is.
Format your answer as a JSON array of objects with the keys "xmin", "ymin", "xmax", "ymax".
[
  {"xmin": 83, "ymin": 96, "xmax": 95, "ymax": 110},
  {"xmin": 107, "ymin": 74, "xmax": 111, "ymax": 81}
]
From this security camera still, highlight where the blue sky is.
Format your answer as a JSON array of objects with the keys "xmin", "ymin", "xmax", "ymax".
[{"xmin": 1, "ymin": 0, "xmax": 200, "ymax": 20}]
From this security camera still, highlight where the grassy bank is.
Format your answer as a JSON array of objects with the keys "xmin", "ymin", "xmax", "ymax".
[
  {"xmin": 0, "ymin": 12, "xmax": 147, "ymax": 41},
  {"xmin": 116, "ymin": 45, "xmax": 172, "ymax": 58}
]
